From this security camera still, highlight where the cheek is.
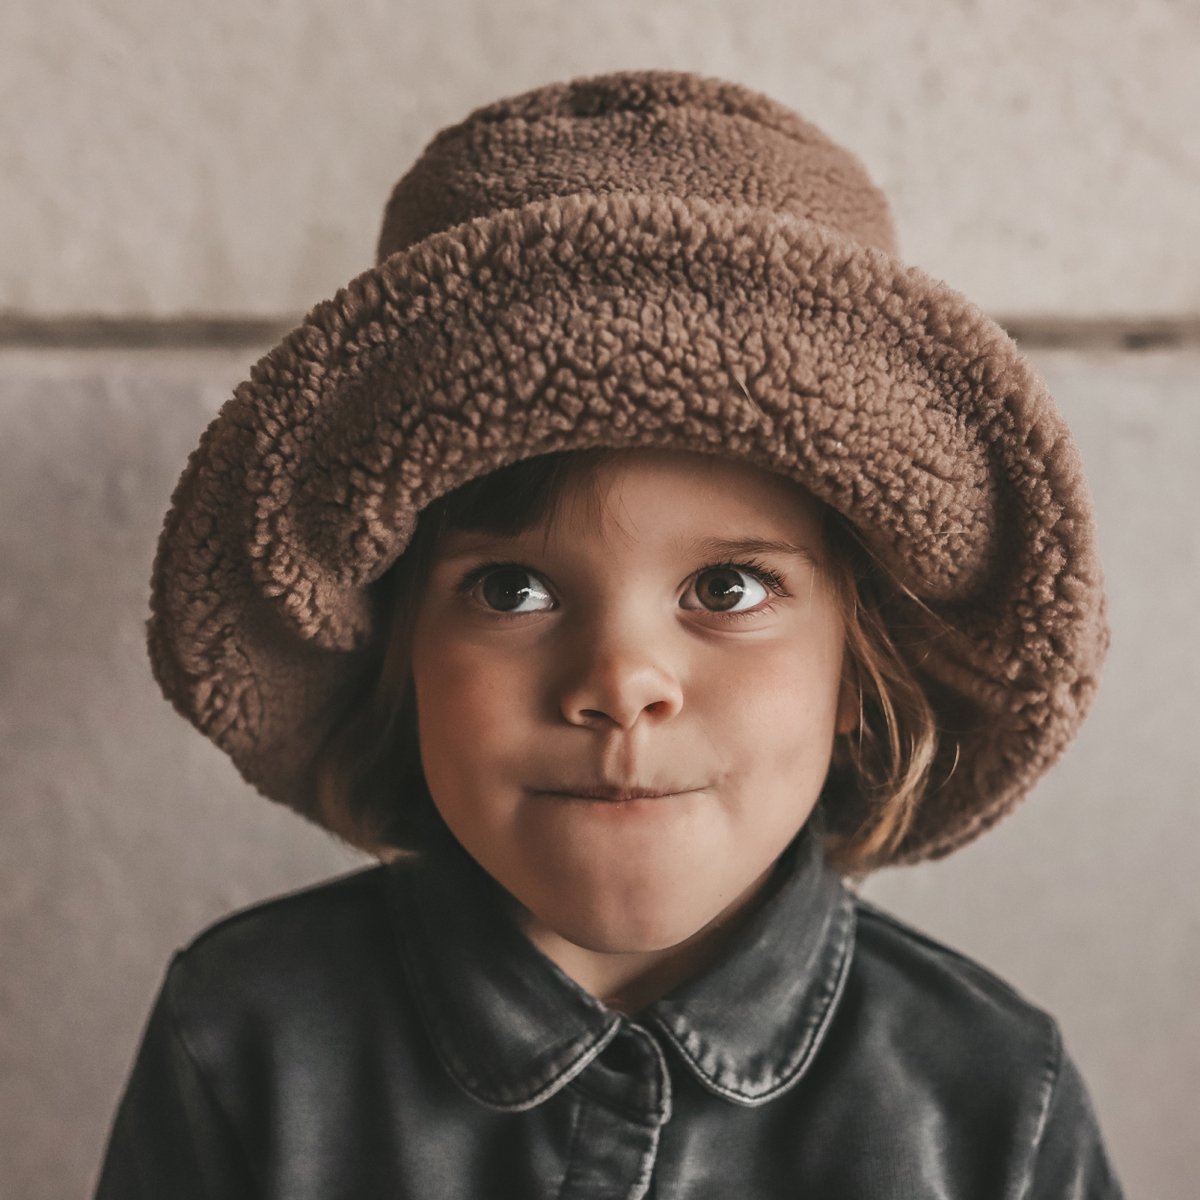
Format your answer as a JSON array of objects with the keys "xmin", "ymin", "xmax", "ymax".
[
  {"xmin": 411, "ymin": 634, "xmax": 529, "ymax": 772},
  {"xmin": 715, "ymin": 629, "xmax": 845, "ymax": 762}
]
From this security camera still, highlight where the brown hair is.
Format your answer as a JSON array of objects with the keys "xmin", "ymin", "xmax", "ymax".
[{"xmin": 312, "ymin": 449, "xmax": 947, "ymax": 883}]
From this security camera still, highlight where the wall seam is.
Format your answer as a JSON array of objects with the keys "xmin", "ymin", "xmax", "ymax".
[{"xmin": 1, "ymin": 315, "xmax": 1199, "ymax": 352}]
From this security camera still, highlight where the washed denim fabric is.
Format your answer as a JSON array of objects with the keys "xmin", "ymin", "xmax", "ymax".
[{"xmin": 93, "ymin": 818, "xmax": 1125, "ymax": 1198}]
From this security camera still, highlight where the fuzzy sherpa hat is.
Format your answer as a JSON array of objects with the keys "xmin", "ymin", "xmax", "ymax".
[{"xmin": 146, "ymin": 68, "xmax": 1108, "ymax": 868}]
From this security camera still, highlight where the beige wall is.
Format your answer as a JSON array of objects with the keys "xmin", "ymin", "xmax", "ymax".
[
  {"xmin": 2, "ymin": 3, "xmax": 1197, "ymax": 1198},
  {"xmin": 5, "ymin": 0, "xmax": 1199, "ymax": 319}
]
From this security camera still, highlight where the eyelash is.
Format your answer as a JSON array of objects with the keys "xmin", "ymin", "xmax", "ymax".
[{"xmin": 452, "ymin": 556, "xmax": 791, "ymax": 625}]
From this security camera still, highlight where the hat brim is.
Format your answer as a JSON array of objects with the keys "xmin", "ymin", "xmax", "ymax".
[{"xmin": 147, "ymin": 190, "xmax": 1108, "ymax": 867}]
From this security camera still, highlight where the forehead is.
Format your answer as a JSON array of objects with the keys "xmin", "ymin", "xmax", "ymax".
[{"xmin": 437, "ymin": 448, "xmax": 826, "ymax": 561}]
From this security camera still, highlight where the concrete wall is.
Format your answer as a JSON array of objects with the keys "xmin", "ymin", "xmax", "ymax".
[{"xmin": 2, "ymin": 3, "xmax": 1197, "ymax": 1198}]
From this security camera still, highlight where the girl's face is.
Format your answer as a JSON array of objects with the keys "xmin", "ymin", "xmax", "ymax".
[{"xmin": 409, "ymin": 447, "xmax": 855, "ymax": 1005}]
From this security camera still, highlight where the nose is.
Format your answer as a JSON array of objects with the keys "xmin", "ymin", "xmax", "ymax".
[{"xmin": 557, "ymin": 621, "xmax": 684, "ymax": 730}]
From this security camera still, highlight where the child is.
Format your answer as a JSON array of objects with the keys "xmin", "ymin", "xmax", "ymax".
[{"xmin": 93, "ymin": 69, "xmax": 1125, "ymax": 1197}]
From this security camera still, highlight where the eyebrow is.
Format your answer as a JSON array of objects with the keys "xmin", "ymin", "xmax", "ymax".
[
  {"xmin": 679, "ymin": 536, "xmax": 819, "ymax": 565},
  {"xmin": 436, "ymin": 533, "xmax": 819, "ymax": 565}
]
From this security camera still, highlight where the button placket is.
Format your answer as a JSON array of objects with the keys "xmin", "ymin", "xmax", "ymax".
[{"xmin": 558, "ymin": 1024, "xmax": 673, "ymax": 1200}]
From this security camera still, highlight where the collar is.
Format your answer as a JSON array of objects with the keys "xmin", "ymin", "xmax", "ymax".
[{"xmin": 386, "ymin": 809, "xmax": 856, "ymax": 1111}]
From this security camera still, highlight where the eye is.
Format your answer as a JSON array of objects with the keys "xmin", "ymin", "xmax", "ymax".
[
  {"xmin": 682, "ymin": 560, "xmax": 788, "ymax": 622},
  {"xmin": 453, "ymin": 556, "xmax": 792, "ymax": 624},
  {"xmin": 465, "ymin": 564, "xmax": 554, "ymax": 616}
]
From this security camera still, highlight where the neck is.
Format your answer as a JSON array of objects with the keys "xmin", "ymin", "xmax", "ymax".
[{"xmin": 513, "ymin": 857, "xmax": 784, "ymax": 1015}]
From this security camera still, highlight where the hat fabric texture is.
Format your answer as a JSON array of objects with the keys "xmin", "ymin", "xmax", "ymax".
[{"xmin": 146, "ymin": 68, "xmax": 1108, "ymax": 868}]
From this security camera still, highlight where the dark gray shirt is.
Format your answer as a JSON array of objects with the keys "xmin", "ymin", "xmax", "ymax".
[{"xmin": 93, "ymin": 820, "xmax": 1125, "ymax": 1198}]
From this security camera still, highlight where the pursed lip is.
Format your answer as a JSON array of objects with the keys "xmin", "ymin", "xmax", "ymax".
[{"xmin": 532, "ymin": 783, "xmax": 693, "ymax": 802}]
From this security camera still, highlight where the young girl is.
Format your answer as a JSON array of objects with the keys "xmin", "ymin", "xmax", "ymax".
[{"xmin": 93, "ymin": 69, "xmax": 1125, "ymax": 1197}]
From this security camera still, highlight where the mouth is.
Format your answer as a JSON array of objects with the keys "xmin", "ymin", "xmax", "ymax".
[{"xmin": 532, "ymin": 783, "xmax": 696, "ymax": 803}]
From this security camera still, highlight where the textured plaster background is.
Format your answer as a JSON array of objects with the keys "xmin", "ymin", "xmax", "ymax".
[{"xmin": 2, "ymin": 2, "xmax": 1197, "ymax": 1199}]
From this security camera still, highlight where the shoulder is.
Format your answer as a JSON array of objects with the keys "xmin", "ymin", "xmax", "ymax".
[
  {"xmin": 845, "ymin": 895, "xmax": 1061, "ymax": 1085},
  {"xmin": 179, "ymin": 861, "xmax": 392, "ymax": 962},
  {"xmin": 135, "ymin": 863, "xmax": 425, "ymax": 1150},
  {"xmin": 850, "ymin": 894, "xmax": 1057, "ymax": 1032},
  {"xmin": 162, "ymin": 863, "xmax": 399, "ymax": 1028},
  {"xmin": 841, "ymin": 898, "xmax": 1126, "ymax": 1194}
]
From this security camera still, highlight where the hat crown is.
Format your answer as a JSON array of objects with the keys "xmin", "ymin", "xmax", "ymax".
[{"xmin": 375, "ymin": 69, "xmax": 899, "ymax": 264}]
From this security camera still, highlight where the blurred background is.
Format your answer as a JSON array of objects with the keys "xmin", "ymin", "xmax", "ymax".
[{"xmin": 2, "ymin": 2, "xmax": 1197, "ymax": 1197}]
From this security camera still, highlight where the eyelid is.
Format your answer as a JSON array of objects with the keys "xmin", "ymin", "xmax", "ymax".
[{"xmin": 451, "ymin": 556, "xmax": 792, "ymax": 618}]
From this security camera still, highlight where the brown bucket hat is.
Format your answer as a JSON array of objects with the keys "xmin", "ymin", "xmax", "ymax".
[{"xmin": 146, "ymin": 68, "xmax": 1109, "ymax": 868}]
